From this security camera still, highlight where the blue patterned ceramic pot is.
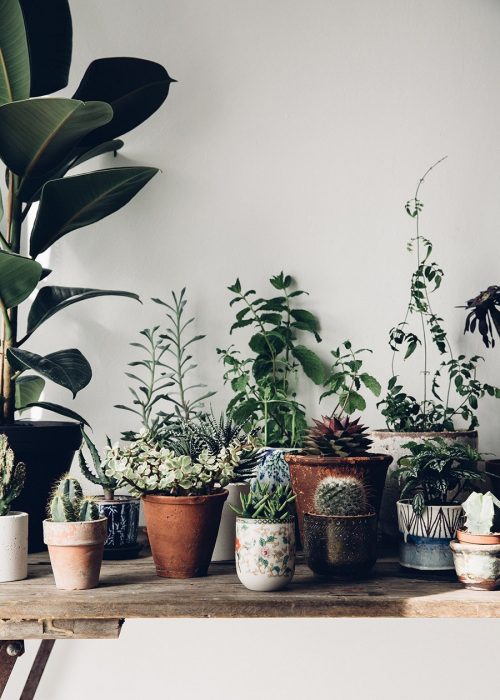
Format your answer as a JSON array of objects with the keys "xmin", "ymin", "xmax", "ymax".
[
  {"xmin": 252, "ymin": 447, "xmax": 298, "ymax": 491},
  {"xmin": 235, "ymin": 517, "xmax": 295, "ymax": 591},
  {"xmin": 96, "ymin": 496, "xmax": 140, "ymax": 549}
]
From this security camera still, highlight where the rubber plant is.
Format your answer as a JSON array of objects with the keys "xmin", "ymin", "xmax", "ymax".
[{"xmin": 0, "ymin": 0, "xmax": 175, "ymax": 424}]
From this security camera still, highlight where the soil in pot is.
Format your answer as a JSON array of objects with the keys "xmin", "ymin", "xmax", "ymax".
[
  {"xmin": 286, "ymin": 453, "xmax": 392, "ymax": 543},
  {"xmin": 143, "ymin": 490, "xmax": 228, "ymax": 578},
  {"xmin": 3, "ymin": 421, "xmax": 82, "ymax": 552},
  {"xmin": 304, "ymin": 512, "xmax": 377, "ymax": 577},
  {"xmin": 371, "ymin": 429, "xmax": 478, "ymax": 541},
  {"xmin": 95, "ymin": 495, "xmax": 141, "ymax": 559},
  {"xmin": 451, "ymin": 538, "xmax": 500, "ymax": 590},
  {"xmin": 0, "ymin": 511, "xmax": 28, "ymax": 582},
  {"xmin": 43, "ymin": 518, "xmax": 107, "ymax": 590},
  {"xmin": 235, "ymin": 517, "xmax": 295, "ymax": 591}
]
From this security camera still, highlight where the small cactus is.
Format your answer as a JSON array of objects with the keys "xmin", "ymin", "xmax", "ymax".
[
  {"xmin": 48, "ymin": 475, "xmax": 100, "ymax": 523},
  {"xmin": 314, "ymin": 475, "xmax": 370, "ymax": 516},
  {"xmin": 0, "ymin": 434, "xmax": 26, "ymax": 516}
]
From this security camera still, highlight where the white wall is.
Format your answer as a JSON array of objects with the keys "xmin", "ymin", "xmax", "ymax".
[{"xmin": 9, "ymin": 0, "xmax": 500, "ymax": 697}]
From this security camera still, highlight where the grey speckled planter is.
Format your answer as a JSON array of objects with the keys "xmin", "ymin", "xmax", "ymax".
[
  {"xmin": 450, "ymin": 540, "xmax": 500, "ymax": 591},
  {"xmin": 96, "ymin": 496, "xmax": 140, "ymax": 550},
  {"xmin": 304, "ymin": 512, "xmax": 377, "ymax": 577},
  {"xmin": 371, "ymin": 430, "xmax": 477, "ymax": 540}
]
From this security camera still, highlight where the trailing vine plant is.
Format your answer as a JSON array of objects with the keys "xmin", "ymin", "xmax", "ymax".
[{"xmin": 378, "ymin": 158, "xmax": 500, "ymax": 432}]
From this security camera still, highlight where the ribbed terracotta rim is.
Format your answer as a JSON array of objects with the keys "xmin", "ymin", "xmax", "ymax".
[
  {"xmin": 285, "ymin": 453, "xmax": 392, "ymax": 466},
  {"xmin": 304, "ymin": 512, "xmax": 376, "ymax": 521},
  {"xmin": 456, "ymin": 529, "xmax": 500, "ymax": 545},
  {"xmin": 143, "ymin": 490, "xmax": 228, "ymax": 505},
  {"xmin": 371, "ymin": 429, "xmax": 478, "ymax": 438}
]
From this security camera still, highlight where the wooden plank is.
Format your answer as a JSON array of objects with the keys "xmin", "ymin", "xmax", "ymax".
[
  {"xmin": 20, "ymin": 640, "xmax": 55, "ymax": 700},
  {"xmin": 0, "ymin": 554, "xmax": 496, "ymax": 624},
  {"xmin": 0, "ymin": 619, "xmax": 122, "ymax": 640}
]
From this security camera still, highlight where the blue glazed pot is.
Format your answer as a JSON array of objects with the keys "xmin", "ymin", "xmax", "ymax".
[
  {"xmin": 96, "ymin": 496, "xmax": 140, "ymax": 549},
  {"xmin": 252, "ymin": 447, "xmax": 298, "ymax": 491}
]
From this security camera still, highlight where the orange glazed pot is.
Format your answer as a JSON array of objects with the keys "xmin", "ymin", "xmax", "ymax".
[
  {"xmin": 43, "ymin": 518, "xmax": 107, "ymax": 590},
  {"xmin": 286, "ymin": 453, "xmax": 392, "ymax": 542},
  {"xmin": 143, "ymin": 490, "xmax": 228, "ymax": 579}
]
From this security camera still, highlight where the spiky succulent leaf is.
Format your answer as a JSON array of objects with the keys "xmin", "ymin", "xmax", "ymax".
[{"xmin": 304, "ymin": 415, "xmax": 373, "ymax": 457}]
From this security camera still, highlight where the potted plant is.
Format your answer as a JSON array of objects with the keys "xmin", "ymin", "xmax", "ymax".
[
  {"xmin": 286, "ymin": 414, "xmax": 391, "ymax": 542},
  {"xmin": 231, "ymin": 482, "xmax": 296, "ymax": 591},
  {"xmin": 43, "ymin": 475, "xmax": 107, "ymax": 590},
  {"xmin": 0, "ymin": 435, "xmax": 27, "ymax": 582},
  {"xmin": 103, "ymin": 424, "xmax": 248, "ymax": 578},
  {"xmin": 461, "ymin": 285, "xmax": 500, "ymax": 348},
  {"xmin": 78, "ymin": 429, "xmax": 140, "ymax": 559},
  {"xmin": 373, "ymin": 159, "xmax": 500, "ymax": 539},
  {"xmin": 0, "ymin": 0, "xmax": 174, "ymax": 550},
  {"xmin": 304, "ymin": 475, "xmax": 377, "ymax": 577},
  {"xmin": 451, "ymin": 492, "xmax": 500, "ymax": 590},
  {"xmin": 394, "ymin": 437, "xmax": 484, "ymax": 570},
  {"xmin": 218, "ymin": 272, "xmax": 325, "ymax": 489}
]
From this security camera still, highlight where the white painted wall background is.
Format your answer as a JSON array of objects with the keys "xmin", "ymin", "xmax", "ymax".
[{"xmin": 7, "ymin": 0, "xmax": 500, "ymax": 697}]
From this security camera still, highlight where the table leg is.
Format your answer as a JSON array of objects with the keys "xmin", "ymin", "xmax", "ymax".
[
  {"xmin": 20, "ymin": 640, "xmax": 56, "ymax": 700},
  {"xmin": 0, "ymin": 640, "xmax": 24, "ymax": 697}
]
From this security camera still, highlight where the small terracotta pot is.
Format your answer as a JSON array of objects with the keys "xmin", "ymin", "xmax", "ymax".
[
  {"xmin": 143, "ymin": 490, "xmax": 228, "ymax": 579},
  {"xmin": 286, "ymin": 453, "xmax": 392, "ymax": 542},
  {"xmin": 43, "ymin": 518, "xmax": 107, "ymax": 590},
  {"xmin": 456, "ymin": 529, "xmax": 500, "ymax": 545},
  {"xmin": 304, "ymin": 512, "xmax": 377, "ymax": 576}
]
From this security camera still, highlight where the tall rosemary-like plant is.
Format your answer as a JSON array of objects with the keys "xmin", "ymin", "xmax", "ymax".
[{"xmin": 378, "ymin": 158, "xmax": 500, "ymax": 431}]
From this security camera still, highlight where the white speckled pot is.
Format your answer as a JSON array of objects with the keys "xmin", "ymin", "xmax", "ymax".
[
  {"xmin": 450, "ymin": 540, "xmax": 500, "ymax": 591},
  {"xmin": 0, "ymin": 511, "xmax": 28, "ymax": 582},
  {"xmin": 212, "ymin": 483, "xmax": 250, "ymax": 562},
  {"xmin": 371, "ymin": 429, "xmax": 478, "ymax": 539},
  {"xmin": 235, "ymin": 517, "xmax": 295, "ymax": 591}
]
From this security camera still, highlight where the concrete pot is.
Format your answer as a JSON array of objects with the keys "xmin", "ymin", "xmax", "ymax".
[
  {"xmin": 235, "ymin": 517, "xmax": 295, "ymax": 591},
  {"xmin": 286, "ymin": 453, "xmax": 392, "ymax": 543},
  {"xmin": 450, "ymin": 538, "xmax": 500, "ymax": 590},
  {"xmin": 304, "ymin": 512, "xmax": 377, "ymax": 577},
  {"xmin": 397, "ymin": 500, "xmax": 462, "ymax": 570},
  {"xmin": 212, "ymin": 483, "xmax": 250, "ymax": 562},
  {"xmin": 43, "ymin": 518, "xmax": 107, "ymax": 590},
  {"xmin": 371, "ymin": 429, "xmax": 478, "ymax": 540},
  {"xmin": 143, "ymin": 490, "xmax": 228, "ymax": 579},
  {"xmin": 0, "ymin": 511, "xmax": 28, "ymax": 582}
]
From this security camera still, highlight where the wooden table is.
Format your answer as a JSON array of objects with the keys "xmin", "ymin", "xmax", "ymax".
[{"xmin": 1, "ymin": 552, "xmax": 499, "ymax": 698}]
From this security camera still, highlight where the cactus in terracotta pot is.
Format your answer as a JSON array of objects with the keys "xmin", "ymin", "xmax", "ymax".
[
  {"xmin": 314, "ymin": 476, "xmax": 370, "ymax": 516},
  {"xmin": 0, "ymin": 435, "xmax": 26, "ymax": 517}
]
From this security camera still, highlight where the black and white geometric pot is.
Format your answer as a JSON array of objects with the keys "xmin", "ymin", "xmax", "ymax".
[
  {"xmin": 96, "ymin": 496, "xmax": 141, "ymax": 559},
  {"xmin": 397, "ymin": 500, "xmax": 463, "ymax": 570}
]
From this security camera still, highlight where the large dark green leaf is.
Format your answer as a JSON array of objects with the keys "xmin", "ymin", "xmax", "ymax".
[
  {"xmin": 69, "ymin": 139, "xmax": 124, "ymax": 169},
  {"xmin": 0, "ymin": 98, "xmax": 112, "ymax": 179},
  {"xmin": 23, "ymin": 401, "xmax": 89, "ymax": 426},
  {"xmin": 7, "ymin": 347, "xmax": 92, "ymax": 397},
  {"xmin": 291, "ymin": 345, "xmax": 325, "ymax": 385},
  {"xmin": 30, "ymin": 167, "xmax": 158, "ymax": 256},
  {"xmin": 73, "ymin": 58, "xmax": 175, "ymax": 147},
  {"xmin": 0, "ymin": 250, "xmax": 42, "ymax": 308},
  {"xmin": 0, "ymin": 0, "xmax": 30, "ymax": 105},
  {"xmin": 19, "ymin": 0, "xmax": 72, "ymax": 97},
  {"xmin": 26, "ymin": 286, "xmax": 140, "ymax": 337},
  {"xmin": 15, "ymin": 374, "xmax": 44, "ymax": 410}
]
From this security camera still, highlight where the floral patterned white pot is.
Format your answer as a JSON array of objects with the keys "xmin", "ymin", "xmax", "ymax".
[
  {"xmin": 235, "ymin": 517, "xmax": 295, "ymax": 591},
  {"xmin": 212, "ymin": 483, "xmax": 250, "ymax": 562},
  {"xmin": 397, "ymin": 500, "xmax": 463, "ymax": 570}
]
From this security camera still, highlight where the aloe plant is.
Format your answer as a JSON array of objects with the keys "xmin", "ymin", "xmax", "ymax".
[{"xmin": 0, "ymin": 0, "xmax": 175, "ymax": 424}]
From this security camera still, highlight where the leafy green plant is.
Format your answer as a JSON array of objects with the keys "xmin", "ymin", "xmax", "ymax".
[
  {"xmin": 230, "ymin": 482, "xmax": 296, "ymax": 521},
  {"xmin": 78, "ymin": 428, "xmax": 117, "ymax": 500},
  {"xmin": 218, "ymin": 272, "xmax": 324, "ymax": 448},
  {"xmin": 378, "ymin": 158, "xmax": 500, "ymax": 431},
  {"xmin": 48, "ymin": 474, "xmax": 99, "ymax": 522},
  {"xmin": 116, "ymin": 290, "xmax": 214, "ymax": 437},
  {"xmin": 0, "ymin": 0, "xmax": 174, "ymax": 424},
  {"xmin": 462, "ymin": 286, "xmax": 500, "ymax": 349},
  {"xmin": 320, "ymin": 341, "xmax": 381, "ymax": 415},
  {"xmin": 394, "ymin": 437, "xmax": 485, "ymax": 516},
  {"xmin": 461, "ymin": 491, "xmax": 500, "ymax": 534},
  {"xmin": 0, "ymin": 434, "xmax": 25, "ymax": 516},
  {"xmin": 313, "ymin": 475, "xmax": 370, "ymax": 516}
]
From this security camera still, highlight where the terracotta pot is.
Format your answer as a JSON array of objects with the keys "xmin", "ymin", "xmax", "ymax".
[
  {"xmin": 143, "ymin": 490, "xmax": 228, "ymax": 578},
  {"xmin": 456, "ymin": 529, "xmax": 500, "ymax": 545},
  {"xmin": 451, "ymin": 539, "xmax": 500, "ymax": 590},
  {"xmin": 43, "ymin": 518, "xmax": 107, "ymax": 590},
  {"xmin": 235, "ymin": 517, "xmax": 295, "ymax": 591},
  {"xmin": 397, "ymin": 500, "xmax": 462, "ymax": 570},
  {"xmin": 304, "ymin": 512, "xmax": 377, "ymax": 577},
  {"xmin": 286, "ymin": 453, "xmax": 392, "ymax": 543},
  {"xmin": 370, "ymin": 429, "xmax": 478, "ymax": 540}
]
